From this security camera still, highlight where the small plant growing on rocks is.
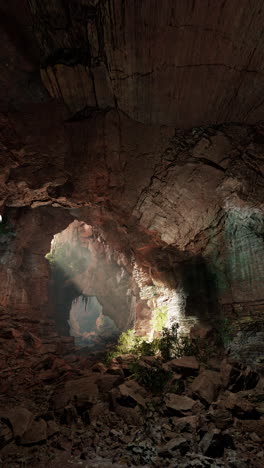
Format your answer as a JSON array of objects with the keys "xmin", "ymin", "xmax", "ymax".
[
  {"xmin": 129, "ymin": 361, "xmax": 172, "ymax": 393},
  {"xmin": 106, "ymin": 329, "xmax": 156, "ymax": 362},
  {"xmin": 151, "ymin": 304, "xmax": 169, "ymax": 332}
]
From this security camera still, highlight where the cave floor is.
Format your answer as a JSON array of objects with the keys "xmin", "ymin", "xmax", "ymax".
[{"xmin": 0, "ymin": 311, "xmax": 264, "ymax": 468}]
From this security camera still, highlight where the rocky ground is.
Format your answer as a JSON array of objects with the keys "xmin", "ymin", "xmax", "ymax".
[{"xmin": 0, "ymin": 312, "xmax": 264, "ymax": 468}]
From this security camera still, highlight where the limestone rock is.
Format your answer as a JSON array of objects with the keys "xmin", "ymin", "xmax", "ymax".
[
  {"xmin": 217, "ymin": 392, "xmax": 257, "ymax": 419},
  {"xmin": 191, "ymin": 370, "xmax": 222, "ymax": 404},
  {"xmin": 117, "ymin": 380, "xmax": 147, "ymax": 408},
  {"xmin": 0, "ymin": 421, "xmax": 13, "ymax": 448},
  {"xmin": 165, "ymin": 394, "xmax": 196, "ymax": 413},
  {"xmin": 199, "ymin": 429, "xmax": 224, "ymax": 458},
  {"xmin": 20, "ymin": 418, "xmax": 47, "ymax": 445},
  {"xmin": 159, "ymin": 436, "xmax": 190, "ymax": 457},
  {"xmin": 115, "ymin": 405, "xmax": 143, "ymax": 426},
  {"xmin": 0, "ymin": 407, "xmax": 34, "ymax": 438},
  {"xmin": 54, "ymin": 377, "xmax": 99, "ymax": 410},
  {"xmin": 96, "ymin": 374, "xmax": 123, "ymax": 393},
  {"xmin": 171, "ymin": 415, "xmax": 199, "ymax": 433},
  {"xmin": 168, "ymin": 356, "xmax": 199, "ymax": 373},
  {"xmin": 46, "ymin": 420, "xmax": 60, "ymax": 438}
]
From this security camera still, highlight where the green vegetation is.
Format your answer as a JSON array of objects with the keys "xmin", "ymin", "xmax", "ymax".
[
  {"xmin": 106, "ymin": 321, "xmax": 215, "ymax": 368},
  {"xmin": 105, "ymin": 319, "xmax": 232, "ymax": 392},
  {"xmin": 151, "ymin": 304, "xmax": 169, "ymax": 332},
  {"xmin": 129, "ymin": 361, "xmax": 172, "ymax": 393},
  {"xmin": 106, "ymin": 329, "xmax": 160, "ymax": 363}
]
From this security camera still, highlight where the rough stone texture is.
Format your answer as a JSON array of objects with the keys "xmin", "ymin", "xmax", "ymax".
[
  {"xmin": 0, "ymin": 207, "xmax": 72, "ymax": 318},
  {"xmin": 1, "ymin": 4, "xmax": 264, "ymax": 465},
  {"xmin": 190, "ymin": 370, "xmax": 222, "ymax": 404},
  {"xmin": 168, "ymin": 356, "xmax": 200, "ymax": 372},
  {"xmin": 1, "ymin": 0, "xmax": 264, "ymax": 374},
  {"xmin": 0, "ymin": 311, "xmax": 263, "ymax": 467},
  {"xmin": 1, "ymin": 113, "xmax": 264, "ymax": 366},
  {"xmin": 27, "ymin": 0, "xmax": 264, "ymax": 127}
]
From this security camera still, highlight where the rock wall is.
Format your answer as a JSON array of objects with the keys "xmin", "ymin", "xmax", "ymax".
[
  {"xmin": 0, "ymin": 207, "xmax": 72, "ymax": 319},
  {"xmin": 1, "ymin": 107, "xmax": 264, "ymax": 365}
]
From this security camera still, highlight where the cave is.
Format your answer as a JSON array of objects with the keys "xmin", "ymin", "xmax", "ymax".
[{"xmin": 1, "ymin": 1, "xmax": 264, "ymax": 467}]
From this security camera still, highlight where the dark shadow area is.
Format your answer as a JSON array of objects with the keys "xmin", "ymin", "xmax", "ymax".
[
  {"xmin": 181, "ymin": 256, "xmax": 219, "ymax": 320},
  {"xmin": 46, "ymin": 226, "xmax": 121, "ymax": 352},
  {"xmin": 48, "ymin": 241, "xmax": 91, "ymax": 336},
  {"xmin": 49, "ymin": 264, "xmax": 82, "ymax": 337}
]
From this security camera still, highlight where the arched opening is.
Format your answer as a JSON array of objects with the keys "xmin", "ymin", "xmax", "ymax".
[
  {"xmin": 45, "ymin": 220, "xmax": 134, "ymax": 351},
  {"xmin": 45, "ymin": 219, "xmax": 196, "ymax": 354},
  {"xmin": 68, "ymin": 295, "xmax": 118, "ymax": 350}
]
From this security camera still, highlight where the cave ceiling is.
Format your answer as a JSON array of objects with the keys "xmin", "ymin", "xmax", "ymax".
[
  {"xmin": 1, "ymin": 0, "xmax": 264, "ymax": 126},
  {"xmin": 1, "ymin": 0, "xmax": 264, "ymax": 257}
]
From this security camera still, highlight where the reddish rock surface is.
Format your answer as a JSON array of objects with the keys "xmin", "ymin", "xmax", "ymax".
[{"xmin": 1, "ymin": 2, "xmax": 264, "ymax": 466}]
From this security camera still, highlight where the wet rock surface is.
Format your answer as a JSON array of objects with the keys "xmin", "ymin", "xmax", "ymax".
[{"xmin": 0, "ymin": 312, "xmax": 264, "ymax": 467}]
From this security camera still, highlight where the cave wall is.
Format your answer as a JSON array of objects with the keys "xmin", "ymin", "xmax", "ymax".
[
  {"xmin": 0, "ymin": 207, "xmax": 73, "ymax": 319},
  {"xmin": 1, "ymin": 105, "xmax": 264, "ymax": 364}
]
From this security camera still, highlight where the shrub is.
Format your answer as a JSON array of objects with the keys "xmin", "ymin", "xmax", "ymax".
[
  {"xmin": 106, "ymin": 321, "xmax": 215, "ymax": 366},
  {"xmin": 151, "ymin": 304, "xmax": 169, "ymax": 332},
  {"xmin": 106, "ymin": 329, "xmax": 160, "ymax": 363},
  {"xmin": 129, "ymin": 361, "xmax": 172, "ymax": 394}
]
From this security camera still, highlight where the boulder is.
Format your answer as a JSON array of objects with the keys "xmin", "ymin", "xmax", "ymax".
[
  {"xmin": 171, "ymin": 415, "xmax": 199, "ymax": 432},
  {"xmin": 208, "ymin": 406, "xmax": 233, "ymax": 429},
  {"xmin": 190, "ymin": 324, "xmax": 213, "ymax": 340},
  {"xmin": 0, "ymin": 407, "xmax": 34, "ymax": 438},
  {"xmin": 20, "ymin": 418, "xmax": 47, "ymax": 445},
  {"xmin": 199, "ymin": 429, "xmax": 224, "ymax": 458},
  {"xmin": 0, "ymin": 420, "xmax": 13, "ymax": 448},
  {"xmin": 106, "ymin": 364, "xmax": 125, "ymax": 377},
  {"xmin": 115, "ymin": 405, "xmax": 143, "ymax": 426},
  {"xmin": 117, "ymin": 380, "xmax": 147, "ymax": 407},
  {"xmin": 191, "ymin": 370, "xmax": 222, "ymax": 404},
  {"xmin": 47, "ymin": 420, "xmax": 60, "ymax": 437},
  {"xmin": 168, "ymin": 356, "xmax": 199, "ymax": 374},
  {"xmin": 91, "ymin": 362, "xmax": 107, "ymax": 373},
  {"xmin": 165, "ymin": 394, "xmax": 196, "ymax": 413},
  {"xmin": 235, "ymin": 418, "xmax": 264, "ymax": 438},
  {"xmin": 96, "ymin": 374, "xmax": 123, "ymax": 393},
  {"xmin": 54, "ymin": 376, "xmax": 99, "ymax": 410},
  {"xmin": 223, "ymin": 392, "xmax": 257, "ymax": 419},
  {"xmin": 159, "ymin": 436, "xmax": 190, "ymax": 457}
]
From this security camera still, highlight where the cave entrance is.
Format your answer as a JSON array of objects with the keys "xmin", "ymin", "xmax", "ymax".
[
  {"xmin": 45, "ymin": 220, "xmax": 132, "ymax": 352},
  {"xmin": 45, "ymin": 218, "xmax": 202, "ymax": 354},
  {"xmin": 68, "ymin": 295, "xmax": 118, "ymax": 349}
]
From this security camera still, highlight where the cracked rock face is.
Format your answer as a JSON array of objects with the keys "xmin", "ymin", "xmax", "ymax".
[
  {"xmin": 1, "ymin": 3, "xmax": 264, "ymax": 466},
  {"xmin": 1, "ymin": 115, "xmax": 264, "ymax": 369},
  {"xmin": 1, "ymin": 1, "xmax": 264, "ymax": 369},
  {"xmin": 28, "ymin": 0, "xmax": 264, "ymax": 126}
]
